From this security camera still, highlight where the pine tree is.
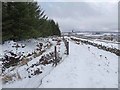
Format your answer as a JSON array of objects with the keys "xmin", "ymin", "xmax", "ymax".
[{"xmin": 2, "ymin": 2, "xmax": 61, "ymax": 42}]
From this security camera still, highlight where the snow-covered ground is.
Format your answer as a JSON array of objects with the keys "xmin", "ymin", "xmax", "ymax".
[
  {"xmin": 71, "ymin": 36, "xmax": 119, "ymax": 50},
  {"xmin": 1, "ymin": 36, "xmax": 118, "ymax": 88},
  {"xmin": 39, "ymin": 39, "xmax": 118, "ymax": 88},
  {"xmin": 1, "ymin": 38, "xmax": 51, "ymax": 58},
  {"xmin": 2, "ymin": 37, "xmax": 66, "ymax": 88},
  {"xmin": 88, "ymin": 39, "xmax": 119, "ymax": 49}
]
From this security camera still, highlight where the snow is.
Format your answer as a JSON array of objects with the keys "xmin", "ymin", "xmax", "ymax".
[
  {"xmin": 2, "ymin": 37, "xmax": 66, "ymax": 88},
  {"xmin": 1, "ymin": 36, "xmax": 118, "ymax": 88},
  {"xmin": 2, "ymin": 38, "xmax": 51, "ymax": 57},
  {"xmin": 71, "ymin": 36, "xmax": 119, "ymax": 49},
  {"xmin": 39, "ymin": 40, "xmax": 118, "ymax": 88},
  {"xmin": 3, "ymin": 64, "xmax": 54, "ymax": 88},
  {"xmin": 91, "ymin": 39, "xmax": 119, "ymax": 49}
]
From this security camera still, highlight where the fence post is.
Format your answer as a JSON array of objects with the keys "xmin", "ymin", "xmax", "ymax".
[
  {"xmin": 66, "ymin": 41, "xmax": 69, "ymax": 55},
  {"xmin": 53, "ymin": 46, "xmax": 58, "ymax": 66},
  {"xmin": 54, "ymin": 46, "xmax": 57, "ymax": 61}
]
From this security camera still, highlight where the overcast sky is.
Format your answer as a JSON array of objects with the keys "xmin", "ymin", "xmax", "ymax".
[{"xmin": 38, "ymin": 0, "xmax": 118, "ymax": 32}]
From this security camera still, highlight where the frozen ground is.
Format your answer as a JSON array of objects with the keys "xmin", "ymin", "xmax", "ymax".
[
  {"xmin": 71, "ymin": 36, "xmax": 119, "ymax": 49},
  {"xmin": 1, "ymin": 36, "xmax": 118, "ymax": 88},
  {"xmin": 39, "ymin": 39, "xmax": 118, "ymax": 88},
  {"xmin": 88, "ymin": 39, "xmax": 119, "ymax": 49},
  {"xmin": 2, "ymin": 37, "xmax": 66, "ymax": 88}
]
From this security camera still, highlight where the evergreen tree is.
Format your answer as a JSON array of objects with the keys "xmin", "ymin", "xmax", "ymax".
[{"xmin": 2, "ymin": 2, "xmax": 61, "ymax": 42}]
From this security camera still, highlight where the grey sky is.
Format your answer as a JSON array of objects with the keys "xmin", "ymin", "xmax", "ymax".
[{"xmin": 38, "ymin": 1, "xmax": 118, "ymax": 32}]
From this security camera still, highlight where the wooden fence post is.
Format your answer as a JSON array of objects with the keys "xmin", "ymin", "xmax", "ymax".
[
  {"xmin": 53, "ymin": 46, "xmax": 58, "ymax": 66},
  {"xmin": 63, "ymin": 38, "xmax": 69, "ymax": 55},
  {"xmin": 54, "ymin": 46, "xmax": 57, "ymax": 61},
  {"xmin": 66, "ymin": 41, "xmax": 69, "ymax": 55}
]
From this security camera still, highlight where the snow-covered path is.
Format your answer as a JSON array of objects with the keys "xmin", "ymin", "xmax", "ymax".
[{"xmin": 39, "ymin": 41, "xmax": 118, "ymax": 88}]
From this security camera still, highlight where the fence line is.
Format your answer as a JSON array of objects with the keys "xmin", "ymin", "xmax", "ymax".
[{"xmin": 71, "ymin": 37, "xmax": 120, "ymax": 56}]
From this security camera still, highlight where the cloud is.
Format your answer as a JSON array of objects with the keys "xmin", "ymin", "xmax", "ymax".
[{"xmin": 39, "ymin": 2, "xmax": 118, "ymax": 32}]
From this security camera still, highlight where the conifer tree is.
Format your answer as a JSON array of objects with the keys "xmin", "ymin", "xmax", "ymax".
[{"xmin": 2, "ymin": 2, "xmax": 61, "ymax": 42}]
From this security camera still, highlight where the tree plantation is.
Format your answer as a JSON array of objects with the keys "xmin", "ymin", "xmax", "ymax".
[{"xmin": 2, "ymin": 2, "xmax": 61, "ymax": 42}]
